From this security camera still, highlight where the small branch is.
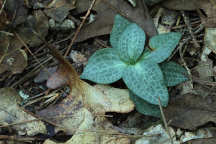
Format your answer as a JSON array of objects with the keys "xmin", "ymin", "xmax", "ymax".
[
  {"xmin": 0, "ymin": 0, "xmax": 6, "ymax": 15},
  {"xmin": 64, "ymin": 0, "xmax": 97, "ymax": 57},
  {"xmin": 158, "ymin": 98, "xmax": 173, "ymax": 144},
  {"xmin": 15, "ymin": 32, "xmax": 49, "ymax": 74},
  {"xmin": 181, "ymin": 11, "xmax": 200, "ymax": 48}
]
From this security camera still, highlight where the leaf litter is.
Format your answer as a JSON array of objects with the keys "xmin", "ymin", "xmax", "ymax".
[{"xmin": 1, "ymin": 0, "xmax": 216, "ymax": 143}]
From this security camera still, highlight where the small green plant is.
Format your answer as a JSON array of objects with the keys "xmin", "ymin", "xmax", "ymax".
[{"xmin": 81, "ymin": 15, "xmax": 188, "ymax": 116}]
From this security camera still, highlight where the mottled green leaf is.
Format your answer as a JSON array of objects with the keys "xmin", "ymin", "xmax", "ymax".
[
  {"xmin": 160, "ymin": 61, "xmax": 188, "ymax": 86},
  {"xmin": 110, "ymin": 15, "xmax": 131, "ymax": 48},
  {"xmin": 117, "ymin": 23, "xmax": 146, "ymax": 63},
  {"xmin": 80, "ymin": 48, "xmax": 126, "ymax": 84},
  {"xmin": 129, "ymin": 91, "xmax": 161, "ymax": 117},
  {"xmin": 123, "ymin": 60, "xmax": 169, "ymax": 106},
  {"xmin": 146, "ymin": 32, "xmax": 182, "ymax": 63}
]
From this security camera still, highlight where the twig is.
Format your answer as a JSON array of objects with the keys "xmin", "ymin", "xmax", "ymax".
[
  {"xmin": 0, "ymin": 135, "xmax": 43, "ymax": 142},
  {"xmin": 0, "ymin": 31, "xmax": 14, "ymax": 36},
  {"xmin": 171, "ymin": 20, "xmax": 201, "ymax": 29},
  {"xmin": 179, "ymin": 43, "xmax": 194, "ymax": 89},
  {"xmin": 154, "ymin": 8, "xmax": 164, "ymax": 28},
  {"xmin": 0, "ymin": 0, "xmax": 6, "ymax": 14},
  {"xmin": 158, "ymin": 98, "xmax": 173, "ymax": 144},
  {"xmin": 15, "ymin": 32, "xmax": 50, "ymax": 74},
  {"xmin": 167, "ymin": 22, "xmax": 204, "ymax": 61},
  {"xmin": 167, "ymin": 37, "xmax": 190, "ymax": 61},
  {"xmin": 181, "ymin": 11, "xmax": 200, "ymax": 48},
  {"xmin": 64, "ymin": 0, "xmax": 97, "ymax": 57}
]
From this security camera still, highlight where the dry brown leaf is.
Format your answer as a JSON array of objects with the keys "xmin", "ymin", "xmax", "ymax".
[
  {"xmin": 0, "ymin": 88, "xmax": 46, "ymax": 136},
  {"xmin": 4, "ymin": 0, "xmax": 28, "ymax": 27},
  {"xmin": 162, "ymin": 0, "xmax": 203, "ymax": 10},
  {"xmin": 0, "ymin": 34, "xmax": 27, "ymax": 75},
  {"xmin": 37, "ymin": 35, "xmax": 133, "ymax": 144},
  {"xmin": 44, "ymin": 118, "xmax": 130, "ymax": 144},
  {"xmin": 162, "ymin": 0, "xmax": 216, "ymax": 27},
  {"xmin": 164, "ymin": 91, "xmax": 216, "ymax": 130},
  {"xmin": 204, "ymin": 28, "xmax": 216, "ymax": 54},
  {"xmin": 44, "ymin": 0, "xmax": 76, "ymax": 23},
  {"xmin": 37, "ymin": 81, "xmax": 134, "ymax": 143},
  {"xmin": 0, "ymin": 1, "xmax": 10, "ymax": 30},
  {"xmin": 186, "ymin": 138, "xmax": 216, "ymax": 144},
  {"xmin": 47, "ymin": 0, "xmax": 76, "ymax": 9},
  {"xmin": 38, "ymin": 81, "xmax": 134, "ymax": 130},
  {"xmin": 74, "ymin": 0, "xmax": 157, "ymax": 42},
  {"xmin": 192, "ymin": 58, "xmax": 213, "ymax": 81},
  {"xmin": 17, "ymin": 10, "xmax": 49, "ymax": 47}
]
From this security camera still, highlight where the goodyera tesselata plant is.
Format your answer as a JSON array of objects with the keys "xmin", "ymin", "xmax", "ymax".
[{"xmin": 81, "ymin": 15, "xmax": 188, "ymax": 116}]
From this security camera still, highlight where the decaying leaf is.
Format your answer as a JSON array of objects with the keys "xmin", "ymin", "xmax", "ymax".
[
  {"xmin": 162, "ymin": 0, "xmax": 216, "ymax": 27},
  {"xmin": 0, "ymin": 88, "xmax": 46, "ymax": 136},
  {"xmin": 34, "ymin": 66, "xmax": 58, "ymax": 83},
  {"xmin": 5, "ymin": 0, "xmax": 28, "ymax": 27},
  {"xmin": 135, "ymin": 124, "xmax": 214, "ymax": 144},
  {"xmin": 192, "ymin": 58, "xmax": 213, "ymax": 82},
  {"xmin": 47, "ymin": 0, "xmax": 76, "ymax": 9},
  {"xmin": 38, "ymin": 81, "xmax": 134, "ymax": 129},
  {"xmin": 44, "ymin": 118, "xmax": 130, "ymax": 144},
  {"xmin": 74, "ymin": 0, "xmax": 157, "ymax": 42},
  {"xmin": 16, "ymin": 10, "xmax": 49, "ymax": 47},
  {"xmin": 84, "ymin": 83, "xmax": 134, "ymax": 114},
  {"xmin": 204, "ymin": 28, "xmax": 216, "ymax": 54},
  {"xmin": 162, "ymin": 0, "xmax": 203, "ymax": 10},
  {"xmin": 37, "ymin": 81, "xmax": 134, "ymax": 143},
  {"xmin": 0, "ymin": 34, "xmax": 27, "ymax": 75},
  {"xmin": 186, "ymin": 138, "xmax": 216, "ymax": 144},
  {"xmin": 44, "ymin": 0, "xmax": 76, "ymax": 23},
  {"xmin": 0, "ymin": 0, "xmax": 10, "ymax": 30},
  {"xmin": 164, "ymin": 91, "xmax": 216, "ymax": 130}
]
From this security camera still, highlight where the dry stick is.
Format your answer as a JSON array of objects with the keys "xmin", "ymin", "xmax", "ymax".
[
  {"xmin": 64, "ymin": 0, "xmax": 97, "ymax": 57},
  {"xmin": 167, "ymin": 21, "xmax": 204, "ymax": 61},
  {"xmin": 0, "ymin": 118, "xmax": 152, "ymax": 139},
  {"xmin": 11, "ymin": 57, "xmax": 52, "ymax": 87},
  {"xmin": 0, "ymin": 0, "xmax": 6, "ymax": 14},
  {"xmin": 171, "ymin": 20, "xmax": 201, "ymax": 29},
  {"xmin": 167, "ymin": 37, "xmax": 190, "ymax": 61},
  {"xmin": 15, "ymin": 32, "xmax": 51, "ymax": 74},
  {"xmin": 154, "ymin": 7, "xmax": 164, "ymax": 28},
  {"xmin": 158, "ymin": 98, "xmax": 173, "ymax": 144},
  {"xmin": 179, "ymin": 43, "xmax": 194, "ymax": 89},
  {"xmin": 181, "ymin": 11, "xmax": 200, "ymax": 48},
  {"xmin": 0, "ymin": 135, "xmax": 43, "ymax": 142}
]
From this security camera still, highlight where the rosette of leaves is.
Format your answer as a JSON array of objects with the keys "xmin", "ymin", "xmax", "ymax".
[{"xmin": 81, "ymin": 15, "xmax": 188, "ymax": 114}]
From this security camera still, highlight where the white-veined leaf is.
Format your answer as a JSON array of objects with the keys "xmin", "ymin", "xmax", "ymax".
[
  {"xmin": 117, "ymin": 23, "xmax": 146, "ymax": 63},
  {"xmin": 145, "ymin": 32, "xmax": 181, "ymax": 63},
  {"xmin": 110, "ymin": 15, "xmax": 131, "ymax": 48},
  {"xmin": 160, "ymin": 61, "xmax": 188, "ymax": 86},
  {"xmin": 123, "ymin": 60, "xmax": 168, "ymax": 106},
  {"xmin": 80, "ymin": 48, "xmax": 127, "ymax": 84},
  {"xmin": 129, "ymin": 91, "xmax": 161, "ymax": 117}
]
